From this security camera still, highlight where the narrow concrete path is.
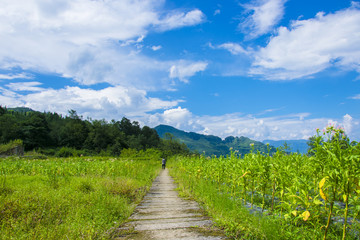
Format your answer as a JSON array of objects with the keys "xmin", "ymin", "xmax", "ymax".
[{"xmin": 117, "ymin": 168, "xmax": 226, "ymax": 239}]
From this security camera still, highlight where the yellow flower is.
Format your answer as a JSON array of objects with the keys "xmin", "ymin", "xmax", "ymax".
[
  {"xmin": 319, "ymin": 177, "xmax": 327, "ymax": 189},
  {"xmin": 319, "ymin": 177, "xmax": 328, "ymax": 201},
  {"xmin": 302, "ymin": 211, "xmax": 310, "ymax": 221}
]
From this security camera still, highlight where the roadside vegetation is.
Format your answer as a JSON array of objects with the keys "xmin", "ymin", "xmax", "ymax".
[
  {"xmin": 170, "ymin": 125, "xmax": 360, "ymax": 239},
  {"xmin": 0, "ymin": 106, "xmax": 191, "ymax": 239},
  {"xmin": 0, "ymin": 153, "xmax": 161, "ymax": 239}
]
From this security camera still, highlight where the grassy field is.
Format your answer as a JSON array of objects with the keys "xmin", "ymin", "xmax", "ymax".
[{"xmin": 0, "ymin": 155, "xmax": 161, "ymax": 239}]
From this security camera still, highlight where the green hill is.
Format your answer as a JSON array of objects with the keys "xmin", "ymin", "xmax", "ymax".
[{"xmin": 154, "ymin": 124, "xmax": 275, "ymax": 156}]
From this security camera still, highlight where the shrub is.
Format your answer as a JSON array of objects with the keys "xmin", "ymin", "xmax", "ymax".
[{"xmin": 56, "ymin": 147, "xmax": 78, "ymax": 158}]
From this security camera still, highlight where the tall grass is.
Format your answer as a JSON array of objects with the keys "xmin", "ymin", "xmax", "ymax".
[
  {"xmin": 169, "ymin": 158, "xmax": 297, "ymax": 239},
  {"xmin": 0, "ymin": 156, "xmax": 161, "ymax": 239},
  {"xmin": 169, "ymin": 126, "xmax": 360, "ymax": 240}
]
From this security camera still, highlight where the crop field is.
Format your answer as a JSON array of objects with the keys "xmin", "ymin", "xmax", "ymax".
[
  {"xmin": 170, "ymin": 126, "xmax": 360, "ymax": 239},
  {"xmin": 0, "ymin": 155, "xmax": 160, "ymax": 239}
]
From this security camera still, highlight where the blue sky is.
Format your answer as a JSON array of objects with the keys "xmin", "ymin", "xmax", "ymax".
[{"xmin": 0, "ymin": 0, "xmax": 359, "ymax": 141}]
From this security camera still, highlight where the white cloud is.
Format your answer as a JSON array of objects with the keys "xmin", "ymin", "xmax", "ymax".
[
  {"xmin": 1, "ymin": 85, "xmax": 179, "ymax": 119},
  {"xmin": 0, "ymin": 86, "xmax": 23, "ymax": 106},
  {"xmin": 169, "ymin": 61, "xmax": 208, "ymax": 83},
  {"xmin": 343, "ymin": 114, "xmax": 353, "ymax": 134},
  {"xmin": 146, "ymin": 106, "xmax": 203, "ymax": 131},
  {"xmin": 6, "ymin": 81, "xmax": 44, "ymax": 92},
  {"xmin": 0, "ymin": 0, "xmax": 165, "ymax": 45},
  {"xmin": 0, "ymin": 0, "xmax": 205, "ymax": 88},
  {"xmin": 240, "ymin": 0, "xmax": 287, "ymax": 38},
  {"xmin": 151, "ymin": 45, "xmax": 162, "ymax": 51},
  {"xmin": 215, "ymin": 42, "xmax": 249, "ymax": 55},
  {"xmin": 162, "ymin": 107, "xmax": 193, "ymax": 129},
  {"xmin": 156, "ymin": 9, "xmax": 205, "ymax": 31},
  {"xmin": 214, "ymin": 9, "xmax": 221, "ymax": 16},
  {"xmin": 120, "ymin": 35, "xmax": 145, "ymax": 47},
  {"xmin": 0, "ymin": 73, "xmax": 33, "ymax": 80},
  {"xmin": 65, "ymin": 43, "xmax": 172, "ymax": 88},
  {"xmin": 251, "ymin": 4, "xmax": 360, "ymax": 80}
]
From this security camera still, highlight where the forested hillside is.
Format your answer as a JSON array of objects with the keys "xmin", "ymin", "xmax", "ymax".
[
  {"xmin": 0, "ymin": 107, "xmax": 189, "ymax": 156},
  {"xmin": 155, "ymin": 124, "xmax": 275, "ymax": 156}
]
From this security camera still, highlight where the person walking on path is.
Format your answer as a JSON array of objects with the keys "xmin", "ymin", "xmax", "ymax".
[{"xmin": 161, "ymin": 158, "xmax": 166, "ymax": 169}]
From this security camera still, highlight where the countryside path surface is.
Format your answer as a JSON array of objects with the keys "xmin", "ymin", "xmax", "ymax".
[{"xmin": 117, "ymin": 168, "xmax": 226, "ymax": 239}]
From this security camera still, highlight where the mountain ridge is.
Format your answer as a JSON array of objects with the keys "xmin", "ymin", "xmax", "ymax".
[{"xmin": 154, "ymin": 124, "xmax": 275, "ymax": 156}]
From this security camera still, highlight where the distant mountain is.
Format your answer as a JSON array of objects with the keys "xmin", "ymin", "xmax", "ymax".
[
  {"xmin": 154, "ymin": 124, "xmax": 275, "ymax": 156},
  {"xmin": 262, "ymin": 139, "xmax": 309, "ymax": 154}
]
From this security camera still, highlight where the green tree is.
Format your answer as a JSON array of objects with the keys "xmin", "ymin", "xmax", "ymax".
[
  {"xmin": 22, "ymin": 112, "xmax": 51, "ymax": 150},
  {"xmin": 0, "ymin": 106, "xmax": 6, "ymax": 116},
  {"xmin": 160, "ymin": 133, "xmax": 190, "ymax": 157},
  {"xmin": 0, "ymin": 114, "xmax": 21, "ymax": 143},
  {"xmin": 139, "ymin": 126, "xmax": 160, "ymax": 149},
  {"xmin": 85, "ymin": 119, "xmax": 113, "ymax": 152},
  {"xmin": 59, "ymin": 112, "xmax": 88, "ymax": 149}
]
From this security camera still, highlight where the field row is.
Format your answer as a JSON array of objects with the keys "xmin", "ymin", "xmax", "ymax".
[{"xmin": 170, "ymin": 126, "xmax": 360, "ymax": 239}]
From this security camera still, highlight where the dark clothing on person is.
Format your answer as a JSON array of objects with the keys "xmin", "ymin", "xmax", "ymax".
[{"xmin": 162, "ymin": 158, "xmax": 166, "ymax": 169}]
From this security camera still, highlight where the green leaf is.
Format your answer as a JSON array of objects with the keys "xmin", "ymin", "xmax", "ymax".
[{"xmin": 313, "ymin": 199, "xmax": 323, "ymax": 206}]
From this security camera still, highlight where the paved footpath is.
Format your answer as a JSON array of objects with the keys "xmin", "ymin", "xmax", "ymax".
[{"xmin": 117, "ymin": 168, "xmax": 226, "ymax": 239}]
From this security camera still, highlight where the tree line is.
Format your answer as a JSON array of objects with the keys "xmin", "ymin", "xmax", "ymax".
[{"xmin": 0, "ymin": 107, "xmax": 190, "ymax": 157}]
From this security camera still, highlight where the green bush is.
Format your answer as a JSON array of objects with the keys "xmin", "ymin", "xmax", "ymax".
[
  {"xmin": 0, "ymin": 139, "xmax": 23, "ymax": 155},
  {"xmin": 36, "ymin": 148, "xmax": 57, "ymax": 156},
  {"xmin": 56, "ymin": 147, "xmax": 78, "ymax": 157}
]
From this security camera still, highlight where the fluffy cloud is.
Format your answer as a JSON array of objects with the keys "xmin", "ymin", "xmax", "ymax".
[
  {"xmin": 146, "ymin": 106, "xmax": 204, "ymax": 131},
  {"xmin": 155, "ymin": 9, "xmax": 205, "ymax": 31},
  {"xmin": 66, "ymin": 43, "xmax": 173, "ymax": 88},
  {"xmin": 251, "ymin": 4, "xmax": 360, "ymax": 80},
  {"xmin": 240, "ymin": 0, "xmax": 287, "ymax": 38},
  {"xmin": 0, "ymin": 0, "xmax": 205, "ymax": 87},
  {"xmin": 0, "ymin": 0, "xmax": 161, "ymax": 45},
  {"xmin": 1, "ymin": 84, "xmax": 179, "ymax": 119},
  {"xmin": 162, "ymin": 107, "xmax": 193, "ymax": 128}
]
